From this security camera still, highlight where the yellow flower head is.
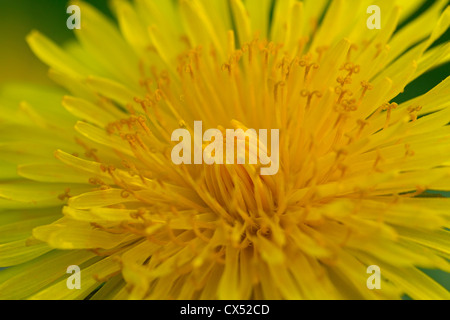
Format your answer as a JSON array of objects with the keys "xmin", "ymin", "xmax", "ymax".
[{"xmin": 0, "ymin": 0, "xmax": 450, "ymax": 300}]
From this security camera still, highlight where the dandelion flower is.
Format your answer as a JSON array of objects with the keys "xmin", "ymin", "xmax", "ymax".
[{"xmin": 1, "ymin": 0, "xmax": 450, "ymax": 300}]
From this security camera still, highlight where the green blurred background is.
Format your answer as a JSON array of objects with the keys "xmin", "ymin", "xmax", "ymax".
[
  {"xmin": 0, "ymin": 0, "xmax": 111, "ymax": 85},
  {"xmin": 0, "ymin": 0, "xmax": 448, "ymax": 298}
]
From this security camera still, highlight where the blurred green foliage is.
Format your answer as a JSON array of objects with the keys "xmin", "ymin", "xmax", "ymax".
[{"xmin": 0, "ymin": 0, "xmax": 111, "ymax": 84}]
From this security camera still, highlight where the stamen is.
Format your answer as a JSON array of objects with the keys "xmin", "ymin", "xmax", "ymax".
[
  {"xmin": 121, "ymin": 190, "xmax": 130, "ymax": 198},
  {"xmin": 274, "ymin": 81, "xmax": 286, "ymax": 103},
  {"xmin": 221, "ymin": 63, "xmax": 232, "ymax": 76},
  {"xmin": 88, "ymin": 177, "xmax": 105, "ymax": 186},
  {"xmin": 407, "ymin": 106, "xmax": 422, "ymax": 122},
  {"xmin": 336, "ymin": 76, "xmax": 352, "ymax": 87},
  {"xmin": 277, "ymin": 57, "xmax": 292, "ymax": 78},
  {"xmin": 346, "ymin": 44, "xmax": 358, "ymax": 61},
  {"xmin": 58, "ymin": 188, "xmax": 71, "ymax": 201},
  {"xmin": 341, "ymin": 99, "xmax": 357, "ymax": 111},
  {"xmin": 382, "ymin": 102, "xmax": 398, "ymax": 129},
  {"xmin": 85, "ymin": 148, "xmax": 99, "ymax": 161},
  {"xmin": 242, "ymin": 42, "xmax": 253, "ymax": 63},
  {"xmin": 335, "ymin": 86, "xmax": 353, "ymax": 104},
  {"xmin": 301, "ymin": 90, "xmax": 323, "ymax": 109},
  {"xmin": 359, "ymin": 81, "xmax": 373, "ymax": 102},
  {"xmin": 373, "ymin": 149, "xmax": 384, "ymax": 172},
  {"xmin": 315, "ymin": 45, "xmax": 329, "ymax": 61},
  {"xmin": 185, "ymin": 64, "xmax": 194, "ymax": 79},
  {"xmin": 340, "ymin": 62, "xmax": 360, "ymax": 78},
  {"xmin": 356, "ymin": 119, "xmax": 370, "ymax": 138},
  {"xmin": 304, "ymin": 62, "xmax": 319, "ymax": 81}
]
